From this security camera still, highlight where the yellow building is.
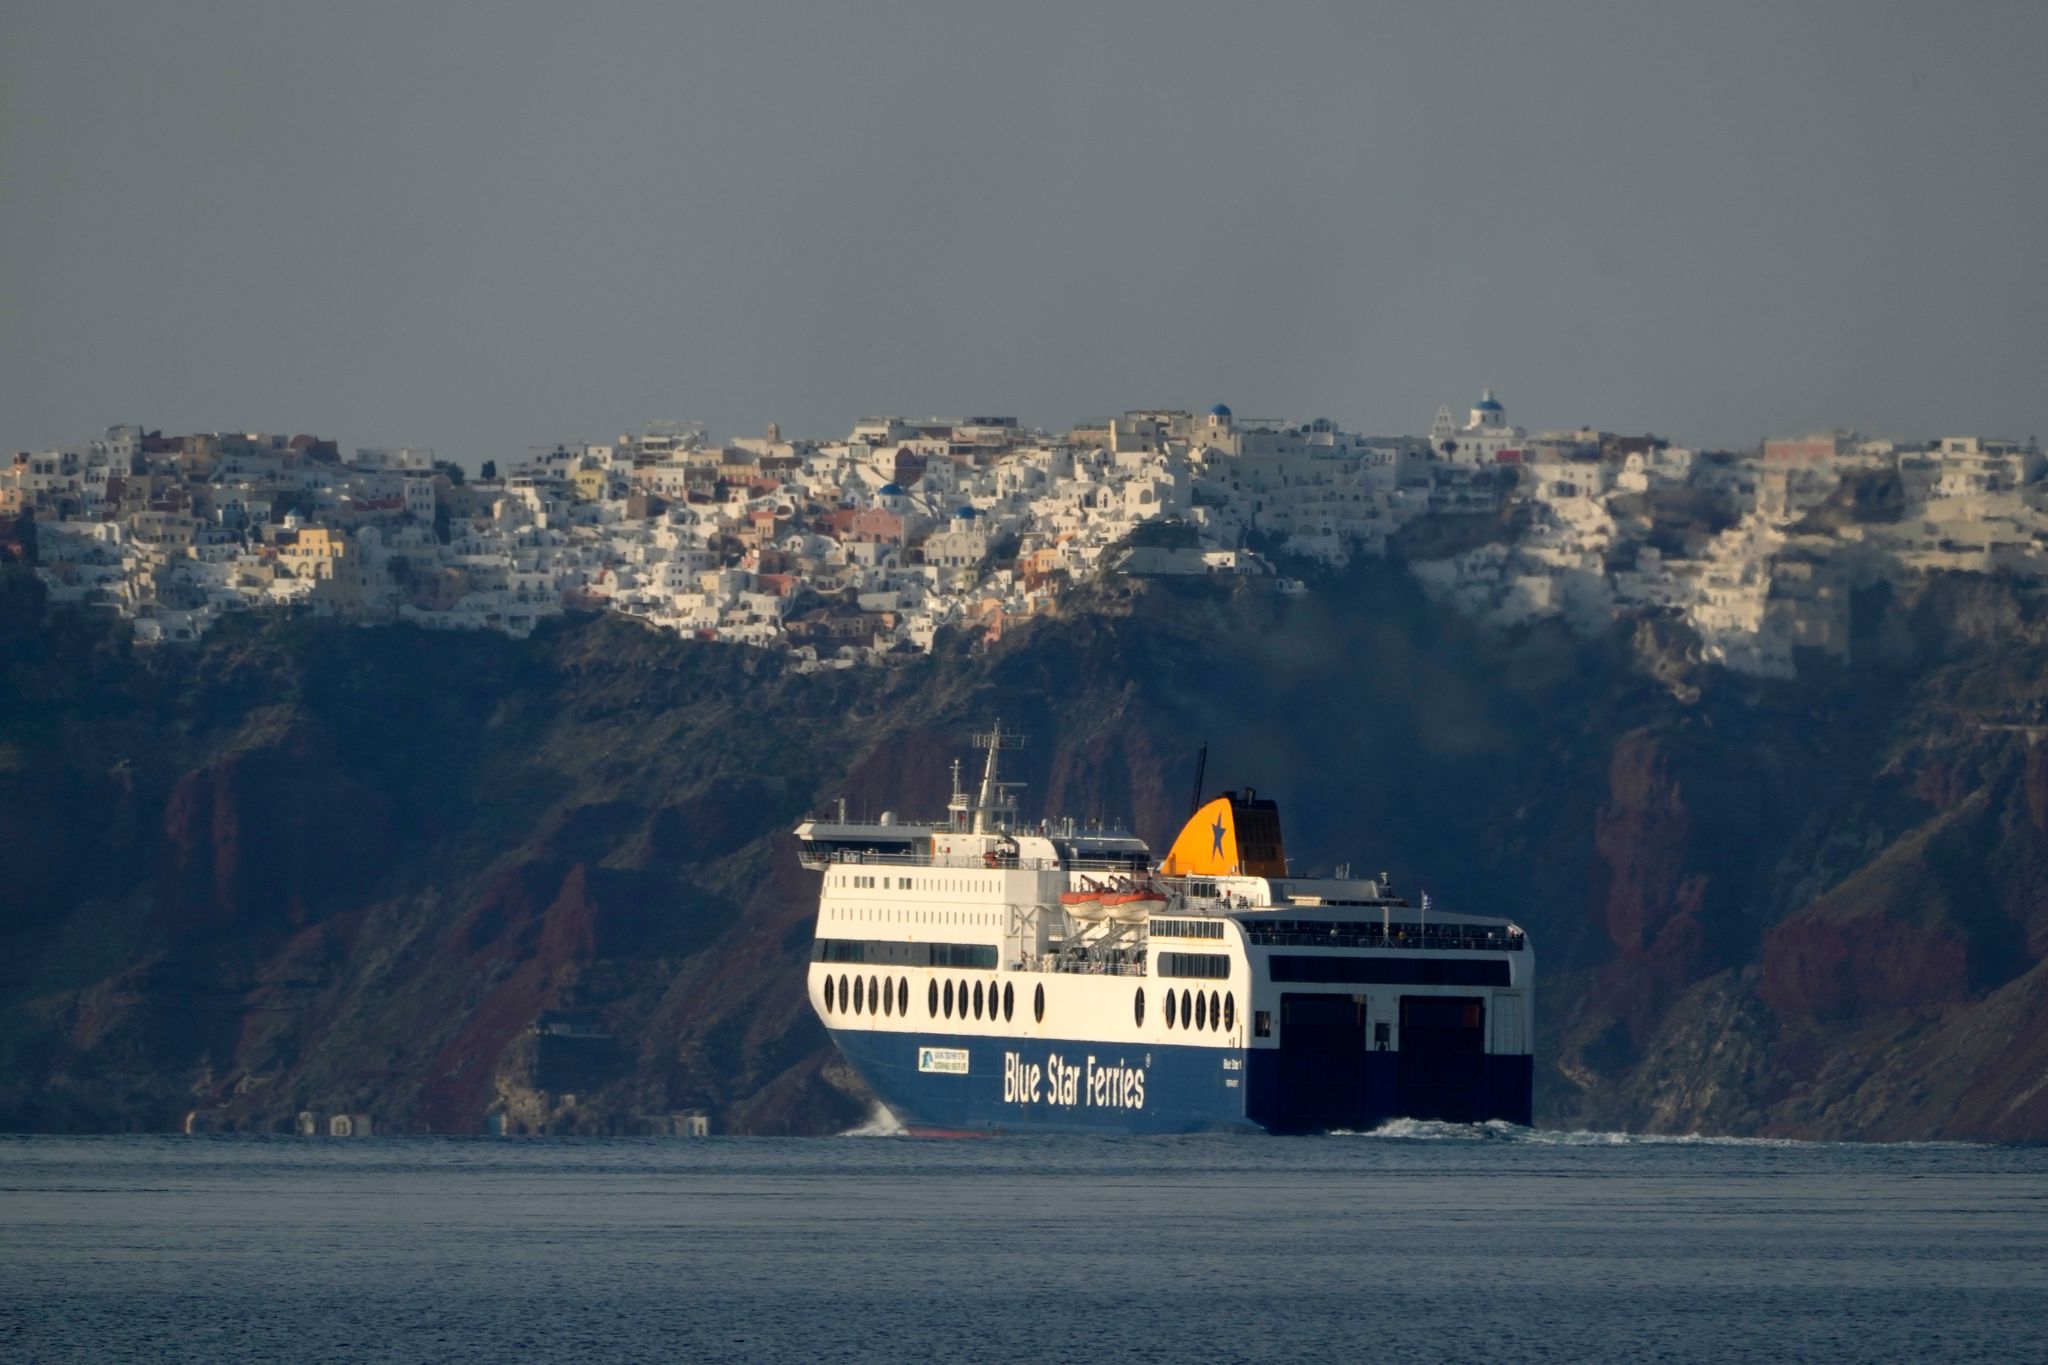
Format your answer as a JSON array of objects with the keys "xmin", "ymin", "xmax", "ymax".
[
  {"xmin": 570, "ymin": 467, "xmax": 607, "ymax": 502},
  {"xmin": 279, "ymin": 526, "xmax": 346, "ymax": 578}
]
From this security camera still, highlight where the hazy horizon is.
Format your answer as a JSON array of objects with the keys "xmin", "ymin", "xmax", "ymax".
[{"xmin": 6, "ymin": 2, "xmax": 2045, "ymax": 466}]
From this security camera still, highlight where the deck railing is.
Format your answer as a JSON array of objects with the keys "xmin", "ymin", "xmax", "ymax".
[
  {"xmin": 801, "ymin": 846, "xmax": 1144, "ymax": 873},
  {"xmin": 1241, "ymin": 926, "xmax": 1525, "ymax": 952}
]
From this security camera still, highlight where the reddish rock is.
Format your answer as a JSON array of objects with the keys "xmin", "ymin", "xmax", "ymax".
[
  {"xmin": 152, "ymin": 719, "xmax": 394, "ymax": 939},
  {"xmin": 444, "ymin": 861, "xmax": 561, "ymax": 956},
  {"xmin": 1593, "ymin": 730, "xmax": 1708, "ymax": 958},
  {"xmin": 538, "ymin": 864, "xmax": 677, "ymax": 961},
  {"xmin": 1042, "ymin": 720, "xmax": 1177, "ymax": 840},
  {"xmin": 1915, "ymin": 760, "xmax": 1971, "ymax": 811},
  {"xmin": 1759, "ymin": 913, "xmax": 1973, "ymax": 1018},
  {"xmin": 1644, "ymin": 911, "xmax": 1714, "ymax": 988}
]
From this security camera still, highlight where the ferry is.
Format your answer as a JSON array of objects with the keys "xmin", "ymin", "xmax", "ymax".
[{"xmin": 797, "ymin": 725, "xmax": 1533, "ymax": 1134}]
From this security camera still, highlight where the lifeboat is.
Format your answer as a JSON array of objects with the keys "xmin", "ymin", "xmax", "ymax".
[
  {"xmin": 1059, "ymin": 879, "xmax": 1109, "ymax": 921},
  {"xmin": 1101, "ymin": 887, "xmax": 1168, "ymax": 923}
]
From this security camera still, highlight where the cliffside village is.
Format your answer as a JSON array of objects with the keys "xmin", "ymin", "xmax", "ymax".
[{"xmin": 5, "ymin": 394, "xmax": 2042, "ymax": 678}]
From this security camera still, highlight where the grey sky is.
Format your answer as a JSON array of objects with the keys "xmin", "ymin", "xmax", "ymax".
[{"xmin": 5, "ymin": 2, "xmax": 2044, "ymax": 467}]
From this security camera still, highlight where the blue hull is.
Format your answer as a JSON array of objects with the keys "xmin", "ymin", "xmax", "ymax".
[
  {"xmin": 829, "ymin": 1027, "xmax": 1536, "ymax": 1135},
  {"xmin": 830, "ymin": 1027, "xmax": 1259, "ymax": 1135}
]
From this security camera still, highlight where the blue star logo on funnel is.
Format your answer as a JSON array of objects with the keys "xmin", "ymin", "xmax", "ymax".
[{"xmin": 1210, "ymin": 814, "xmax": 1226, "ymax": 856}]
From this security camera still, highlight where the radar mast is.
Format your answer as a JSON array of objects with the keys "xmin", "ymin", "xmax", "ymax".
[{"xmin": 968, "ymin": 719, "xmax": 1027, "ymax": 834}]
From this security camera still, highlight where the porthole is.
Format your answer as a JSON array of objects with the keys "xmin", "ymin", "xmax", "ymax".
[
  {"xmin": 1134, "ymin": 988, "xmax": 1146, "ymax": 1027},
  {"xmin": 958, "ymin": 979, "xmax": 968, "ymax": 1021},
  {"xmin": 929, "ymin": 979, "xmax": 940, "ymax": 1017},
  {"xmin": 854, "ymin": 975, "xmax": 865, "ymax": 1014},
  {"xmin": 973, "ymin": 981, "xmax": 985, "ymax": 1020},
  {"xmin": 1195, "ymin": 989, "xmax": 1208, "ymax": 1030},
  {"xmin": 870, "ymin": 977, "xmax": 880, "ymax": 1018},
  {"xmin": 1223, "ymin": 993, "xmax": 1236, "ymax": 1032},
  {"xmin": 840, "ymin": 975, "xmax": 849, "ymax": 1014},
  {"xmin": 1181, "ymin": 989, "xmax": 1193, "ymax": 1029},
  {"xmin": 1166, "ymin": 989, "xmax": 1177, "ymax": 1029},
  {"xmin": 824, "ymin": 975, "xmax": 835, "ymax": 1012},
  {"xmin": 1210, "ymin": 991, "xmax": 1222, "ymax": 1031},
  {"xmin": 882, "ymin": 978, "xmax": 893, "ymax": 1017},
  {"xmin": 898, "ymin": 978, "xmax": 909, "ymax": 1016},
  {"xmin": 1033, "ymin": 983, "xmax": 1045, "ymax": 1023},
  {"xmin": 944, "ymin": 979, "xmax": 955, "ymax": 1018},
  {"xmin": 1003, "ymin": 982, "xmax": 1014, "ymax": 1022}
]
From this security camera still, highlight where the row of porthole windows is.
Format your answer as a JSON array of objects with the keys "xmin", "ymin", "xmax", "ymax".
[
  {"xmin": 928, "ymin": 977, "xmax": 1013, "ymax": 1023},
  {"xmin": 824, "ymin": 973, "xmax": 911, "ymax": 1018},
  {"xmin": 823, "ymin": 974, "xmax": 1049, "ymax": 1026},
  {"xmin": 1135, "ymin": 986, "xmax": 1234, "ymax": 1033}
]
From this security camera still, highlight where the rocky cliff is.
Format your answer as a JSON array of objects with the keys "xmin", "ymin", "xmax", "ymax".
[{"xmin": 4, "ymin": 563, "xmax": 2048, "ymax": 1140}]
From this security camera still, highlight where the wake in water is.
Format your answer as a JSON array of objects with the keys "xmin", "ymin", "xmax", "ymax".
[
  {"xmin": 1342, "ymin": 1118, "xmax": 1824, "ymax": 1147},
  {"xmin": 837, "ymin": 1104, "xmax": 905, "ymax": 1137}
]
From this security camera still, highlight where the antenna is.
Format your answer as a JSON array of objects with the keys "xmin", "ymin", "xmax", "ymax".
[{"xmin": 1188, "ymin": 742, "xmax": 1208, "ymax": 815}]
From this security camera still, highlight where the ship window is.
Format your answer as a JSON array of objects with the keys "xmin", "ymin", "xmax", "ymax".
[
  {"xmin": 870, "ymin": 977, "xmax": 879, "ymax": 1017},
  {"xmin": 1034, "ymin": 983, "xmax": 1045, "ymax": 1023},
  {"xmin": 840, "ymin": 975, "xmax": 850, "ymax": 1013},
  {"xmin": 928, "ymin": 979, "xmax": 939, "ymax": 1017},
  {"xmin": 1003, "ymin": 983, "xmax": 1014, "ymax": 1022},
  {"xmin": 1224, "ymin": 994, "xmax": 1236, "ymax": 1031},
  {"xmin": 943, "ymin": 980, "xmax": 954, "ymax": 1018},
  {"xmin": 1181, "ymin": 990, "xmax": 1194, "ymax": 1028},
  {"xmin": 958, "ymin": 980, "xmax": 968, "ymax": 1020},
  {"xmin": 1134, "ymin": 989, "xmax": 1145, "ymax": 1027},
  {"xmin": 1254, "ymin": 1010, "xmax": 1272, "ymax": 1038},
  {"xmin": 824, "ymin": 975, "xmax": 835, "ymax": 1012},
  {"xmin": 898, "ymin": 978, "xmax": 909, "ymax": 1016},
  {"xmin": 853, "ymin": 976, "xmax": 865, "ymax": 1014},
  {"xmin": 1209, "ymin": 991, "xmax": 1221, "ymax": 1031},
  {"xmin": 882, "ymin": 977, "xmax": 893, "ymax": 1016},
  {"xmin": 971, "ymin": 981, "xmax": 983, "ymax": 1019},
  {"xmin": 1165, "ymin": 989, "xmax": 1177, "ymax": 1029},
  {"xmin": 1195, "ymin": 990, "xmax": 1208, "ymax": 1029}
]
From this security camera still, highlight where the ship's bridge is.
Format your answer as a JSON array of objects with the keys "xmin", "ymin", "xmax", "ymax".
[{"xmin": 793, "ymin": 813, "xmax": 938, "ymax": 870}]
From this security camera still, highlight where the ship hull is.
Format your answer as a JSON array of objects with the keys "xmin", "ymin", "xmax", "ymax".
[
  {"xmin": 829, "ymin": 1025, "xmax": 1533, "ymax": 1136},
  {"xmin": 830, "ymin": 1025, "xmax": 1258, "ymax": 1134}
]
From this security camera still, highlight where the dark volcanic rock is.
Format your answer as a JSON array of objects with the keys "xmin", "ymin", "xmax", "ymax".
[
  {"xmin": 154, "ymin": 715, "xmax": 394, "ymax": 940},
  {"xmin": 6, "ymin": 562, "xmax": 2048, "ymax": 1140}
]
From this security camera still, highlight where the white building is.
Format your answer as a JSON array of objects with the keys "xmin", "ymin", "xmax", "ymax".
[{"xmin": 1429, "ymin": 389, "xmax": 1526, "ymax": 466}]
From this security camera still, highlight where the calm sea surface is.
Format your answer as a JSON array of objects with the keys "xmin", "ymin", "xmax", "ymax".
[{"xmin": 3, "ymin": 1123, "xmax": 2045, "ymax": 1363}]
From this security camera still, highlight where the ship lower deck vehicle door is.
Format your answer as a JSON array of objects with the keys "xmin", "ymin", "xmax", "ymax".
[
  {"xmin": 1274, "ymin": 993, "xmax": 1368, "ymax": 1133},
  {"xmin": 1396, "ymin": 995, "xmax": 1486, "ymax": 1122}
]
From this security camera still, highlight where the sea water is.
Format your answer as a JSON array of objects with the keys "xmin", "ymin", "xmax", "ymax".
[{"xmin": 3, "ymin": 1124, "xmax": 2045, "ymax": 1362}]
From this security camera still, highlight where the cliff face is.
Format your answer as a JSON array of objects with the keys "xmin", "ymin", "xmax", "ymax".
[{"xmin": 4, "ymin": 564, "xmax": 2048, "ymax": 1140}]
